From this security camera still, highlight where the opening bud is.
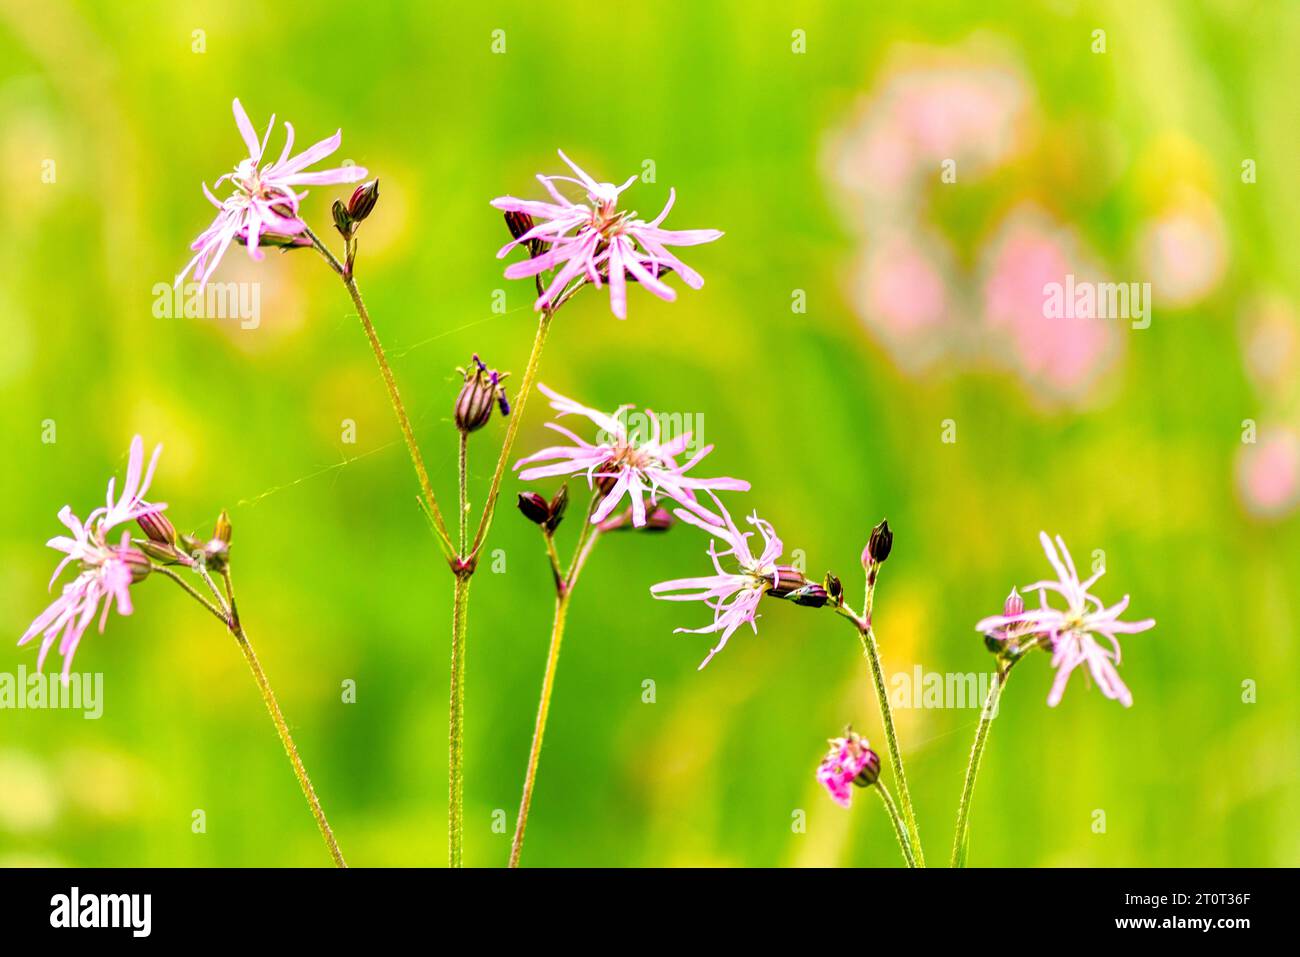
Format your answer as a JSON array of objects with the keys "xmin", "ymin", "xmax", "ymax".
[
  {"xmin": 1003, "ymin": 587, "xmax": 1024, "ymax": 617},
  {"xmin": 455, "ymin": 354, "xmax": 511, "ymax": 433}
]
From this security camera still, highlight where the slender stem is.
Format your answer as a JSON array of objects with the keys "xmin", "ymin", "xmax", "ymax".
[
  {"xmin": 509, "ymin": 494, "xmax": 602, "ymax": 867},
  {"xmin": 951, "ymin": 641, "xmax": 1038, "ymax": 868},
  {"xmin": 857, "ymin": 623, "xmax": 925, "ymax": 865},
  {"xmin": 458, "ymin": 430, "xmax": 469, "ymax": 553},
  {"xmin": 508, "ymin": 589, "xmax": 570, "ymax": 868},
  {"xmin": 448, "ymin": 570, "xmax": 471, "ymax": 867},
  {"xmin": 305, "ymin": 226, "xmax": 453, "ymax": 556},
  {"xmin": 156, "ymin": 563, "xmax": 346, "ymax": 867},
  {"xmin": 154, "ymin": 566, "xmax": 226, "ymax": 625},
  {"xmin": 469, "ymin": 308, "xmax": 554, "ymax": 558},
  {"xmin": 875, "ymin": 783, "xmax": 916, "ymax": 868},
  {"xmin": 232, "ymin": 612, "xmax": 347, "ymax": 868}
]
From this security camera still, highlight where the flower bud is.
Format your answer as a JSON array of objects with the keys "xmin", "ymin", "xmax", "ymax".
[
  {"xmin": 455, "ymin": 355, "xmax": 510, "ymax": 434},
  {"xmin": 504, "ymin": 210, "xmax": 535, "ymax": 241},
  {"xmin": 1003, "ymin": 587, "xmax": 1024, "ymax": 617},
  {"xmin": 214, "ymin": 510, "xmax": 232, "ymax": 545},
  {"xmin": 545, "ymin": 485, "xmax": 569, "ymax": 533},
  {"xmin": 853, "ymin": 747, "xmax": 882, "ymax": 788},
  {"xmin": 866, "ymin": 518, "xmax": 893, "ymax": 565},
  {"xmin": 790, "ymin": 583, "xmax": 830, "ymax": 607},
  {"xmin": 120, "ymin": 546, "xmax": 152, "ymax": 583},
  {"xmin": 137, "ymin": 509, "xmax": 176, "ymax": 546},
  {"xmin": 642, "ymin": 506, "xmax": 674, "ymax": 532},
  {"xmin": 824, "ymin": 572, "xmax": 843, "ymax": 605},
  {"xmin": 517, "ymin": 491, "xmax": 550, "ymax": 526},
  {"xmin": 347, "ymin": 179, "xmax": 379, "ymax": 224},
  {"xmin": 332, "ymin": 199, "xmax": 353, "ymax": 240},
  {"xmin": 503, "ymin": 210, "xmax": 546, "ymax": 257}
]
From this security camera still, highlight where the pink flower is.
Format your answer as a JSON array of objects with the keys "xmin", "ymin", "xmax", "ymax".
[
  {"xmin": 513, "ymin": 385, "xmax": 749, "ymax": 527},
  {"xmin": 177, "ymin": 98, "xmax": 368, "ymax": 289},
  {"xmin": 816, "ymin": 730, "xmax": 881, "ymax": 808},
  {"xmin": 491, "ymin": 150, "xmax": 723, "ymax": 319},
  {"xmin": 20, "ymin": 437, "xmax": 164, "ymax": 680},
  {"xmin": 649, "ymin": 496, "xmax": 784, "ymax": 669},
  {"xmin": 975, "ymin": 532, "xmax": 1155, "ymax": 707}
]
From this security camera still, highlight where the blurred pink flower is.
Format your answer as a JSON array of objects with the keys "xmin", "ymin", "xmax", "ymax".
[
  {"xmin": 492, "ymin": 150, "xmax": 722, "ymax": 319},
  {"xmin": 514, "ymin": 385, "xmax": 748, "ymax": 527},
  {"xmin": 1138, "ymin": 199, "xmax": 1227, "ymax": 308},
  {"xmin": 177, "ymin": 98, "xmax": 368, "ymax": 289},
  {"xmin": 976, "ymin": 532, "xmax": 1155, "ymax": 707},
  {"xmin": 1236, "ymin": 427, "xmax": 1300, "ymax": 519},
  {"xmin": 825, "ymin": 57, "xmax": 1029, "ymax": 207},
  {"xmin": 816, "ymin": 730, "xmax": 880, "ymax": 808},
  {"xmin": 650, "ymin": 496, "xmax": 783, "ymax": 669},
  {"xmin": 21, "ymin": 437, "xmax": 164, "ymax": 680},
  {"xmin": 981, "ymin": 210, "xmax": 1117, "ymax": 401}
]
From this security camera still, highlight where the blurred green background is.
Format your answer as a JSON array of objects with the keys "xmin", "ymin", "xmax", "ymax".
[{"xmin": 1, "ymin": 0, "xmax": 1297, "ymax": 867}]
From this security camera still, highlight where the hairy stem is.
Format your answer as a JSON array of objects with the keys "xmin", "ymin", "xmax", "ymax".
[
  {"xmin": 306, "ymin": 226, "xmax": 453, "ymax": 555},
  {"xmin": 158, "ymin": 564, "xmax": 346, "ymax": 867},
  {"xmin": 951, "ymin": 642, "xmax": 1037, "ymax": 868},
  {"xmin": 469, "ymin": 308, "xmax": 554, "ymax": 558},
  {"xmin": 509, "ymin": 494, "xmax": 602, "ymax": 867},
  {"xmin": 508, "ymin": 589, "xmax": 570, "ymax": 868},
  {"xmin": 875, "ymin": 783, "xmax": 917, "ymax": 868},
  {"xmin": 858, "ymin": 624, "xmax": 924, "ymax": 865},
  {"xmin": 448, "ymin": 570, "xmax": 471, "ymax": 867}
]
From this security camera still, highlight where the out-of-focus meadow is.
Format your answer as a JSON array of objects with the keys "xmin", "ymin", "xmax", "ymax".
[{"xmin": 1, "ymin": 0, "xmax": 1297, "ymax": 867}]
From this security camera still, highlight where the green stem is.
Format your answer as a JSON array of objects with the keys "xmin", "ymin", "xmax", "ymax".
[
  {"xmin": 858, "ymin": 623, "xmax": 925, "ymax": 865},
  {"xmin": 469, "ymin": 308, "xmax": 554, "ymax": 559},
  {"xmin": 157, "ymin": 564, "xmax": 347, "ymax": 867},
  {"xmin": 951, "ymin": 644, "xmax": 1035, "ymax": 868},
  {"xmin": 306, "ymin": 226, "xmax": 453, "ymax": 556},
  {"xmin": 458, "ymin": 431, "xmax": 469, "ymax": 552},
  {"xmin": 448, "ymin": 570, "xmax": 471, "ymax": 867},
  {"xmin": 508, "ymin": 589, "xmax": 570, "ymax": 868},
  {"xmin": 508, "ymin": 494, "xmax": 602, "ymax": 867},
  {"xmin": 875, "ymin": 782, "xmax": 916, "ymax": 868}
]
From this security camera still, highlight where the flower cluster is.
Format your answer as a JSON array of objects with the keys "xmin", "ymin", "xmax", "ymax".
[
  {"xmin": 21, "ymin": 437, "xmax": 164, "ymax": 680},
  {"xmin": 177, "ymin": 98, "xmax": 368, "ymax": 290},
  {"xmin": 975, "ymin": 532, "xmax": 1156, "ymax": 707},
  {"xmin": 492, "ymin": 150, "xmax": 723, "ymax": 319},
  {"xmin": 514, "ymin": 386, "xmax": 748, "ymax": 528}
]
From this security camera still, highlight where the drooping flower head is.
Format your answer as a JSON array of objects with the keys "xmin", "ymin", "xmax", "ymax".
[
  {"xmin": 177, "ymin": 98, "xmax": 368, "ymax": 290},
  {"xmin": 513, "ymin": 385, "xmax": 749, "ymax": 528},
  {"xmin": 816, "ymin": 729, "xmax": 881, "ymax": 808},
  {"xmin": 975, "ymin": 532, "xmax": 1155, "ymax": 707},
  {"xmin": 21, "ymin": 437, "xmax": 166, "ymax": 680},
  {"xmin": 649, "ymin": 495, "xmax": 785, "ymax": 669},
  {"xmin": 491, "ymin": 150, "xmax": 723, "ymax": 319}
]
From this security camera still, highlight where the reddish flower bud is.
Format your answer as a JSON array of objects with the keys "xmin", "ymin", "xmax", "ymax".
[
  {"xmin": 137, "ymin": 510, "xmax": 176, "ymax": 546},
  {"xmin": 455, "ymin": 355, "xmax": 510, "ymax": 434},
  {"xmin": 517, "ymin": 491, "xmax": 550, "ymax": 526},
  {"xmin": 347, "ymin": 179, "xmax": 379, "ymax": 224}
]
